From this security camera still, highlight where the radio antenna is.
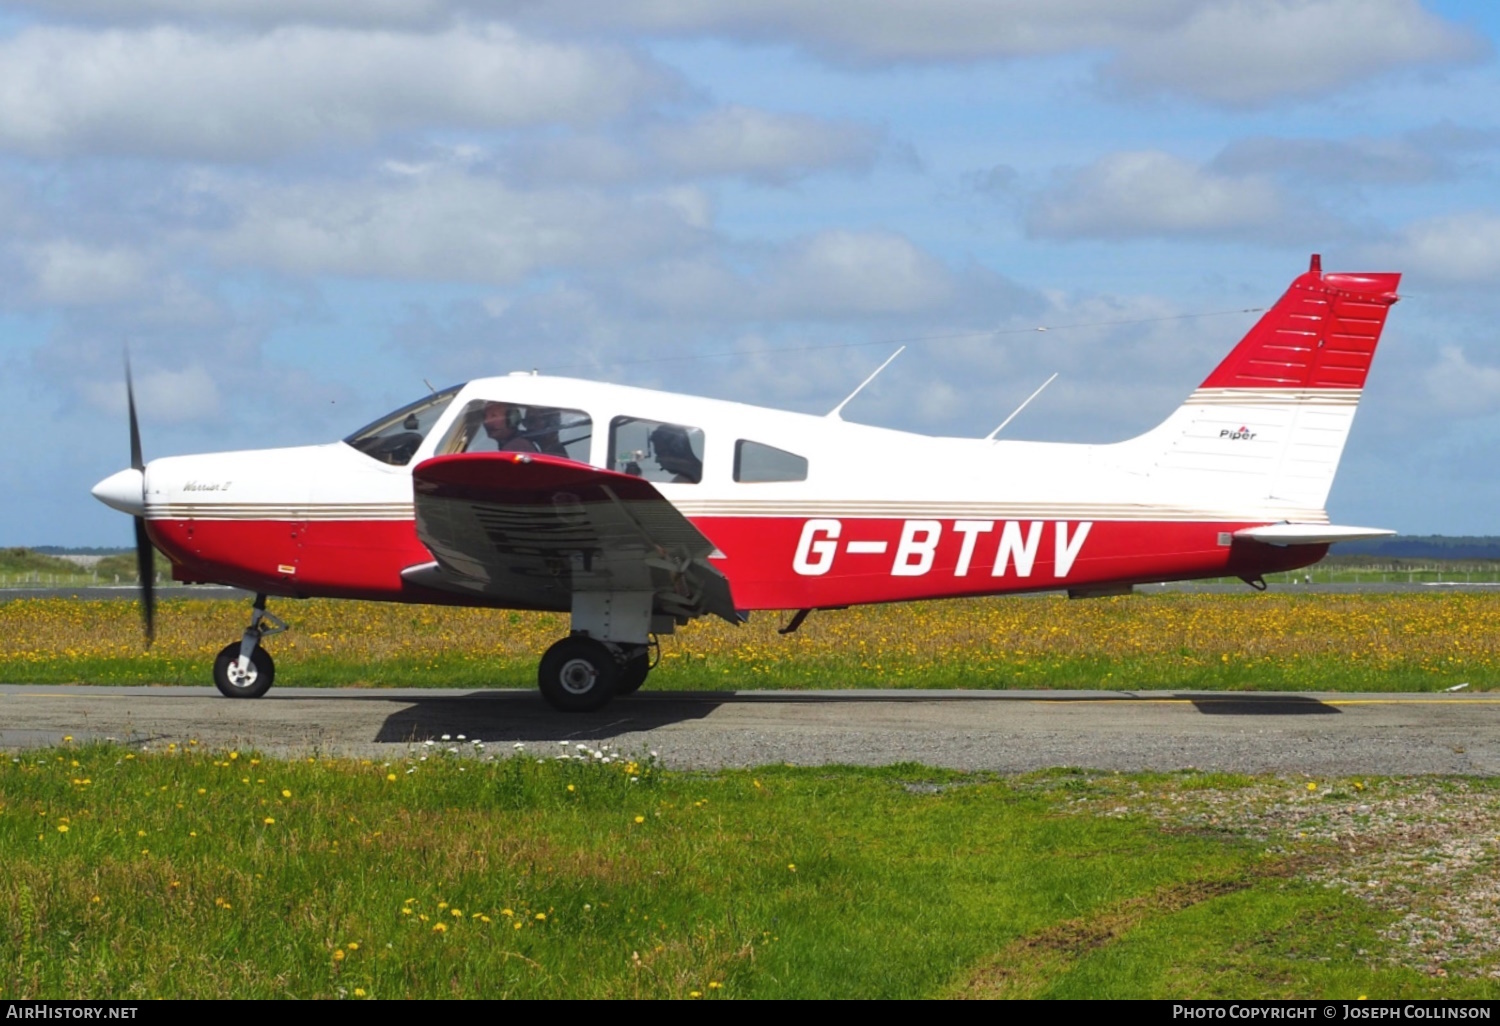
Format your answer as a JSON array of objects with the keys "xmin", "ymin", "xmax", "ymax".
[
  {"xmin": 985, "ymin": 372, "xmax": 1058, "ymax": 440},
  {"xmin": 827, "ymin": 346, "xmax": 906, "ymax": 420}
]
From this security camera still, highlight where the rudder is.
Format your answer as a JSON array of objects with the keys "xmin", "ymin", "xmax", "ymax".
[{"xmin": 1114, "ymin": 256, "xmax": 1400, "ymax": 517}]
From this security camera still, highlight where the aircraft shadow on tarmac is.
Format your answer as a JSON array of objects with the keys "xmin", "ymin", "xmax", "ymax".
[
  {"xmin": 1178, "ymin": 694, "xmax": 1340, "ymax": 716},
  {"xmin": 373, "ymin": 692, "xmax": 722, "ymax": 743},
  {"xmin": 368, "ymin": 689, "xmax": 1340, "ymax": 743}
]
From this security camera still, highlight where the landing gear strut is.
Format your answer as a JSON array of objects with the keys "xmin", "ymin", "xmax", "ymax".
[{"xmin": 213, "ymin": 593, "xmax": 286, "ymax": 699}]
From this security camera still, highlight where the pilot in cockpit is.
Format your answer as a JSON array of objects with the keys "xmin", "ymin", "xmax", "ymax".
[{"xmin": 482, "ymin": 402, "xmax": 541, "ymax": 453}]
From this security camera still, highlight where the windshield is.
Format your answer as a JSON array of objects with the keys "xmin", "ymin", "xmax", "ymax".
[{"xmin": 344, "ymin": 385, "xmax": 462, "ymax": 466}]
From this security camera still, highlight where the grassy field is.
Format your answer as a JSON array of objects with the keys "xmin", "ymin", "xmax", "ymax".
[
  {"xmin": 3, "ymin": 744, "xmax": 1496, "ymax": 999},
  {"xmin": 0, "ymin": 591, "xmax": 1493, "ymax": 692}
]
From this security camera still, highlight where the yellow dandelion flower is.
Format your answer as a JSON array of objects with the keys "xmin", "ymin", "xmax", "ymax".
[
  {"xmin": 353, "ymin": 989, "xmax": 366, "ymax": 998},
  {"xmin": 386, "ymin": 773, "xmax": 397, "ymax": 782},
  {"xmin": 689, "ymin": 991, "xmax": 701, "ymax": 999},
  {"xmin": 501, "ymin": 908, "xmax": 514, "ymax": 917},
  {"xmin": 56, "ymin": 824, "xmax": 69, "ymax": 833},
  {"xmin": 450, "ymin": 908, "xmax": 462, "ymax": 918},
  {"xmin": 480, "ymin": 916, "xmax": 491, "ymax": 924},
  {"xmin": 432, "ymin": 923, "xmax": 447, "ymax": 933},
  {"xmin": 347, "ymin": 942, "xmax": 359, "ymax": 950},
  {"xmin": 437, "ymin": 901, "xmax": 448, "ymax": 910},
  {"xmin": 90, "ymin": 895, "xmax": 101, "ymax": 903},
  {"xmin": 513, "ymin": 921, "xmax": 523, "ymax": 931},
  {"xmin": 1306, "ymin": 782, "xmax": 1317, "ymax": 792},
  {"xmin": 197, "ymin": 788, "xmax": 206, "ymax": 795},
  {"xmin": 401, "ymin": 908, "xmax": 413, "ymax": 916},
  {"xmin": 63, "ymin": 736, "xmax": 73, "ymax": 743},
  {"xmin": 709, "ymin": 982, "xmax": 722, "ymax": 990},
  {"xmin": 332, "ymin": 950, "xmax": 346, "ymax": 962},
  {"xmin": 263, "ymin": 817, "xmax": 275, "ymax": 825},
  {"xmin": 535, "ymin": 913, "xmax": 546, "ymax": 921},
  {"xmin": 787, "ymin": 864, "xmax": 796, "ymax": 872},
  {"xmin": 282, "ymin": 789, "xmax": 292, "ymax": 798},
  {"xmin": 229, "ymin": 752, "xmax": 239, "ymax": 760},
  {"xmin": 634, "ymin": 816, "xmax": 645, "ymax": 824},
  {"xmin": 566, "ymin": 784, "xmax": 575, "ymax": 792}
]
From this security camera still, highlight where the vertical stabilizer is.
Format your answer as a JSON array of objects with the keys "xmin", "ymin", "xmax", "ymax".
[{"xmin": 1115, "ymin": 258, "xmax": 1400, "ymax": 516}]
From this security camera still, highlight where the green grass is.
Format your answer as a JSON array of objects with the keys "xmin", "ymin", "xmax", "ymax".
[
  {"xmin": 3, "ymin": 591, "xmax": 1496, "ymax": 692},
  {"xmin": 7, "ymin": 650, "xmax": 1484, "ymax": 693},
  {"xmin": 2, "ymin": 748, "xmax": 1495, "ymax": 999}
]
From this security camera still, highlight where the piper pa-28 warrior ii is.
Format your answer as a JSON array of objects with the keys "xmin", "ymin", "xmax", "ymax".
[{"xmin": 92, "ymin": 257, "xmax": 1399, "ymax": 711}]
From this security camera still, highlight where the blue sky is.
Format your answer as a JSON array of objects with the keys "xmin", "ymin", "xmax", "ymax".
[{"xmin": 2, "ymin": 0, "xmax": 1499, "ymax": 544}]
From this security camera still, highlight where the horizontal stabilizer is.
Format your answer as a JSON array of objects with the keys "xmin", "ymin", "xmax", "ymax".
[{"xmin": 1233, "ymin": 523, "xmax": 1396, "ymax": 547}]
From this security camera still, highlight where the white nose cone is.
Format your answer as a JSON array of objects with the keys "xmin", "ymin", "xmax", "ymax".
[{"xmin": 92, "ymin": 467, "xmax": 145, "ymax": 516}]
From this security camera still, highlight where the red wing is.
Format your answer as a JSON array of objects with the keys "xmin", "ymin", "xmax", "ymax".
[{"xmin": 405, "ymin": 451, "xmax": 737, "ymax": 623}]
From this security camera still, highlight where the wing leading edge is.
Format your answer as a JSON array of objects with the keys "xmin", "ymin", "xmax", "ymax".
[{"xmin": 405, "ymin": 451, "xmax": 739, "ymax": 625}]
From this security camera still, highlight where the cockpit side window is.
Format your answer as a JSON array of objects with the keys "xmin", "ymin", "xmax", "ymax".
[
  {"xmin": 734, "ymin": 440, "xmax": 808, "ymax": 482},
  {"xmin": 437, "ymin": 399, "xmax": 592, "ymax": 463},
  {"xmin": 344, "ymin": 386, "xmax": 462, "ymax": 466},
  {"xmin": 609, "ymin": 416, "xmax": 704, "ymax": 484}
]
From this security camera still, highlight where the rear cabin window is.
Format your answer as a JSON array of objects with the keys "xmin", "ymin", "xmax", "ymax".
[
  {"xmin": 438, "ymin": 399, "xmax": 592, "ymax": 462},
  {"xmin": 344, "ymin": 385, "xmax": 461, "ymax": 466},
  {"xmin": 609, "ymin": 417, "xmax": 704, "ymax": 484},
  {"xmin": 734, "ymin": 440, "xmax": 808, "ymax": 483}
]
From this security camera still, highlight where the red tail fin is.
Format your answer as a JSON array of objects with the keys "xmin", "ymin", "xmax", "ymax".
[{"xmin": 1199, "ymin": 256, "xmax": 1400, "ymax": 391}]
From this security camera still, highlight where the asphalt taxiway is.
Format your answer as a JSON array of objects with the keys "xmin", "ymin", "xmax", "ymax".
[{"xmin": 3, "ymin": 685, "xmax": 1497, "ymax": 775}]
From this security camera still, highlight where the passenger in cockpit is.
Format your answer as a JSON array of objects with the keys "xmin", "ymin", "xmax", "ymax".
[
  {"xmin": 483, "ymin": 402, "xmax": 540, "ymax": 453},
  {"xmin": 649, "ymin": 423, "xmax": 702, "ymax": 483},
  {"xmin": 525, "ymin": 408, "xmax": 570, "ymax": 458}
]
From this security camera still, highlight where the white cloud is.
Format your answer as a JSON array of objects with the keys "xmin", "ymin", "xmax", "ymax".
[
  {"xmin": 1423, "ymin": 347, "xmax": 1500, "ymax": 417},
  {"xmin": 15, "ymin": 0, "xmax": 452, "ymax": 27},
  {"xmin": 1371, "ymin": 212, "xmax": 1500, "ymax": 284},
  {"xmin": 24, "ymin": 241, "xmax": 151, "ymax": 305},
  {"xmin": 204, "ymin": 170, "xmax": 712, "ymax": 283},
  {"xmin": 534, "ymin": 0, "xmax": 1482, "ymax": 104},
  {"xmin": 1025, "ymin": 151, "xmax": 1289, "ymax": 241},
  {"xmin": 1102, "ymin": 0, "xmax": 1484, "ymax": 106},
  {"xmin": 80, "ymin": 364, "xmax": 223, "ymax": 423},
  {"xmin": 19, "ymin": 2, "xmax": 1481, "ymax": 107},
  {"xmin": 762, "ymin": 230, "xmax": 955, "ymax": 316},
  {"xmin": 599, "ymin": 230, "xmax": 962, "ymax": 321},
  {"xmin": 649, "ymin": 106, "xmax": 880, "ymax": 182},
  {"xmin": 0, "ymin": 23, "xmax": 668, "ymax": 159},
  {"xmin": 1212, "ymin": 134, "xmax": 1451, "ymax": 186}
]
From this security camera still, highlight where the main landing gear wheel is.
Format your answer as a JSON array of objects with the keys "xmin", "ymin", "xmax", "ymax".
[
  {"xmin": 615, "ymin": 648, "xmax": 652, "ymax": 696},
  {"xmin": 213, "ymin": 642, "xmax": 275, "ymax": 698},
  {"xmin": 538, "ymin": 636, "xmax": 618, "ymax": 712}
]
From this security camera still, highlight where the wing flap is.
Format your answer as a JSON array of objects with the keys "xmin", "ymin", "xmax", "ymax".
[{"xmin": 408, "ymin": 452, "xmax": 737, "ymax": 623}]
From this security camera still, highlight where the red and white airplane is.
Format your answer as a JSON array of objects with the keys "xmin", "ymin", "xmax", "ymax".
[{"xmin": 92, "ymin": 257, "xmax": 1399, "ymax": 711}]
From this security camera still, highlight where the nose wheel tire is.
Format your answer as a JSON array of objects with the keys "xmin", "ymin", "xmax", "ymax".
[
  {"xmin": 213, "ymin": 642, "xmax": 275, "ymax": 699},
  {"xmin": 538, "ymin": 636, "xmax": 618, "ymax": 712}
]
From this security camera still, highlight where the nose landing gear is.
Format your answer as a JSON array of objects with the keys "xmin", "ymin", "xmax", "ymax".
[{"xmin": 213, "ymin": 593, "xmax": 286, "ymax": 699}]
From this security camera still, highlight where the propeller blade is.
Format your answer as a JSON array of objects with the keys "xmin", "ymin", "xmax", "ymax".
[
  {"xmin": 126, "ymin": 357, "xmax": 143, "ymax": 472},
  {"xmin": 134, "ymin": 516, "xmax": 156, "ymax": 647}
]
